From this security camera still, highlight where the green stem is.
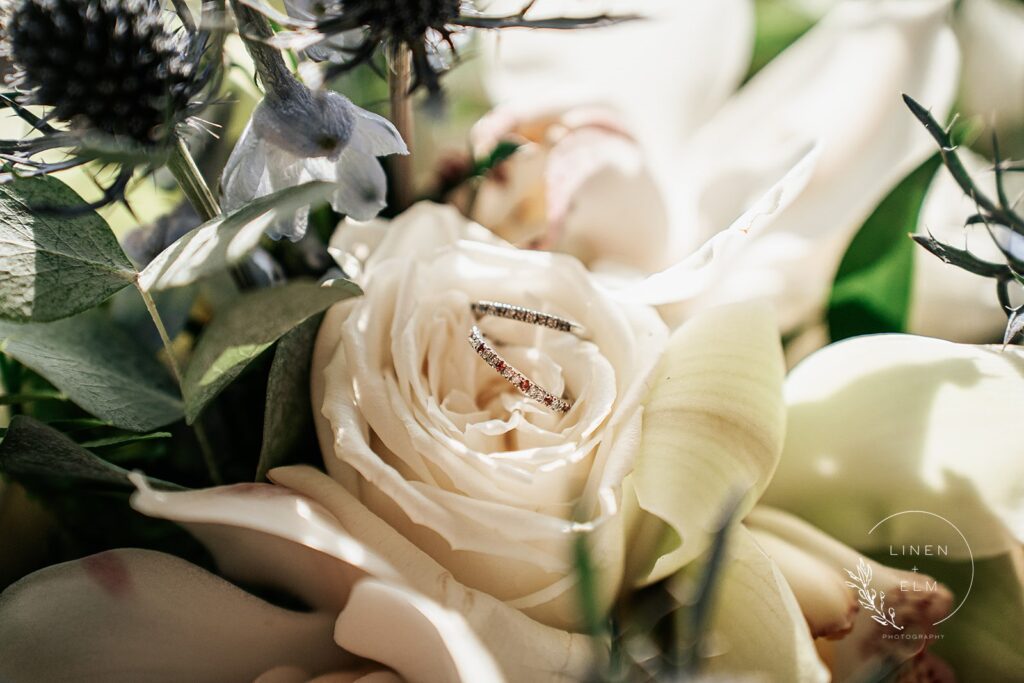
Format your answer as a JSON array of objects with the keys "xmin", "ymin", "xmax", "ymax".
[
  {"xmin": 193, "ymin": 419, "xmax": 224, "ymax": 485},
  {"xmin": 0, "ymin": 392, "xmax": 65, "ymax": 405},
  {"xmin": 135, "ymin": 282, "xmax": 223, "ymax": 484},
  {"xmin": 167, "ymin": 136, "xmax": 220, "ymax": 222},
  {"xmin": 136, "ymin": 282, "xmax": 184, "ymax": 386}
]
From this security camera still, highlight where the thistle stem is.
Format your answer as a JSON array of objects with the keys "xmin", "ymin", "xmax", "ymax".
[
  {"xmin": 162, "ymin": 137, "xmax": 225, "ymax": 485},
  {"xmin": 389, "ymin": 45, "xmax": 415, "ymax": 211},
  {"xmin": 167, "ymin": 136, "xmax": 220, "ymax": 221},
  {"xmin": 230, "ymin": 0, "xmax": 295, "ymax": 93},
  {"xmin": 135, "ymin": 282, "xmax": 184, "ymax": 386}
]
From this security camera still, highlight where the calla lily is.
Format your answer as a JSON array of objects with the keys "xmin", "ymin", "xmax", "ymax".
[
  {"xmin": 0, "ymin": 473, "xmax": 594, "ymax": 682},
  {"xmin": 625, "ymin": 303, "xmax": 955, "ymax": 680},
  {"xmin": 762, "ymin": 333, "xmax": 1024, "ymax": 679},
  {"xmin": 476, "ymin": 0, "xmax": 963, "ymax": 335}
]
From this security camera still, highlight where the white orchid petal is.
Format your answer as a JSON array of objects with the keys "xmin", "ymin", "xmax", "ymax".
[
  {"xmin": 0, "ymin": 549, "xmax": 348, "ymax": 682},
  {"xmin": 631, "ymin": 302, "xmax": 785, "ymax": 584},
  {"xmin": 608, "ymin": 142, "xmax": 819, "ymax": 306},
  {"xmin": 763, "ymin": 334, "xmax": 1024, "ymax": 557},
  {"xmin": 335, "ymin": 579, "xmax": 505, "ymax": 683},
  {"xmin": 676, "ymin": 0, "xmax": 959, "ymax": 329}
]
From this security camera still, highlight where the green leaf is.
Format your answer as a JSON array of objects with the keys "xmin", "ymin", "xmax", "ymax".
[
  {"xmin": 0, "ymin": 309, "xmax": 184, "ymax": 431},
  {"xmin": 255, "ymin": 313, "xmax": 322, "ymax": 481},
  {"xmin": 0, "ymin": 415, "xmax": 184, "ymax": 491},
  {"xmin": 0, "ymin": 175, "xmax": 137, "ymax": 322},
  {"xmin": 183, "ymin": 279, "xmax": 360, "ymax": 424},
  {"xmin": 138, "ymin": 181, "xmax": 334, "ymax": 292},
  {"xmin": 79, "ymin": 431, "xmax": 172, "ymax": 449},
  {"xmin": 827, "ymin": 155, "xmax": 942, "ymax": 341}
]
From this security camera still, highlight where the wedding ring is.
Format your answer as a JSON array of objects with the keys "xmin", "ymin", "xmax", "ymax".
[
  {"xmin": 468, "ymin": 325, "xmax": 572, "ymax": 413},
  {"xmin": 471, "ymin": 300, "xmax": 588, "ymax": 339}
]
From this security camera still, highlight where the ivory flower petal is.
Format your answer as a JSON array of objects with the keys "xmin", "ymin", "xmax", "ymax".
[
  {"xmin": 0, "ymin": 549, "xmax": 348, "ymax": 682},
  {"xmin": 762, "ymin": 334, "xmax": 1024, "ymax": 557},
  {"xmin": 130, "ymin": 470, "xmax": 596, "ymax": 682},
  {"xmin": 691, "ymin": 525, "xmax": 829, "ymax": 682},
  {"xmin": 955, "ymin": 0, "xmax": 1024, "ymax": 140},
  {"xmin": 479, "ymin": 0, "xmax": 754, "ymax": 164},
  {"xmin": 631, "ymin": 302, "xmax": 786, "ymax": 585},
  {"xmin": 335, "ymin": 579, "xmax": 505, "ymax": 683},
  {"xmin": 659, "ymin": 0, "xmax": 959, "ymax": 329}
]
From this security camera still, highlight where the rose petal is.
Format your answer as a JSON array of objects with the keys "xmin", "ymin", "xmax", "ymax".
[
  {"xmin": 762, "ymin": 334, "xmax": 1024, "ymax": 557},
  {"xmin": 0, "ymin": 549, "xmax": 348, "ymax": 682},
  {"xmin": 631, "ymin": 302, "xmax": 786, "ymax": 584},
  {"xmin": 335, "ymin": 579, "xmax": 505, "ymax": 683}
]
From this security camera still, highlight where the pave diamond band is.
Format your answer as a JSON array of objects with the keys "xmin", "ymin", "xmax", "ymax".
[
  {"xmin": 470, "ymin": 300, "xmax": 587, "ymax": 339},
  {"xmin": 468, "ymin": 325, "xmax": 572, "ymax": 413}
]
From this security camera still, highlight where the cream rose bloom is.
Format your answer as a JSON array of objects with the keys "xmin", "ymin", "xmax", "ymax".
[{"xmin": 310, "ymin": 201, "xmax": 669, "ymax": 629}]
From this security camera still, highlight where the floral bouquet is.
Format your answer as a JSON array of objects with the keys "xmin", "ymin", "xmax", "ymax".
[{"xmin": 0, "ymin": 0, "xmax": 1021, "ymax": 681}]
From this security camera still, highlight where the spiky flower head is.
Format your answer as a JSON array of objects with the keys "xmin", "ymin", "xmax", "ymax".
[
  {"xmin": 275, "ymin": 0, "xmax": 635, "ymax": 102},
  {"xmin": 2, "ymin": 0, "xmax": 203, "ymax": 146}
]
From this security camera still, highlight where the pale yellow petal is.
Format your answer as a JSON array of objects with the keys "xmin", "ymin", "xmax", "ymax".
[
  {"xmin": 763, "ymin": 334, "xmax": 1024, "ymax": 558},
  {"xmin": 632, "ymin": 302, "xmax": 786, "ymax": 584},
  {"xmin": 687, "ymin": 525, "xmax": 828, "ymax": 682}
]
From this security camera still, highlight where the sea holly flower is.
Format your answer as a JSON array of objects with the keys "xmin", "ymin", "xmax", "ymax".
[
  {"xmin": 259, "ymin": 0, "xmax": 635, "ymax": 101},
  {"xmin": 220, "ymin": 79, "xmax": 408, "ymax": 240},
  {"xmin": 0, "ymin": 0, "xmax": 212, "ymax": 205}
]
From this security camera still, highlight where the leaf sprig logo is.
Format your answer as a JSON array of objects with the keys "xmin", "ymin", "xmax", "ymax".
[{"xmin": 844, "ymin": 557, "xmax": 903, "ymax": 630}]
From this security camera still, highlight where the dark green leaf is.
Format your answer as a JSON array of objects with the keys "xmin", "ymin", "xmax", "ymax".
[
  {"xmin": 0, "ymin": 175, "xmax": 137, "ymax": 322},
  {"xmin": 182, "ymin": 279, "xmax": 360, "ymax": 424},
  {"xmin": 0, "ymin": 415, "xmax": 183, "ymax": 490},
  {"xmin": 138, "ymin": 181, "xmax": 334, "ymax": 292},
  {"xmin": 255, "ymin": 313, "xmax": 322, "ymax": 481},
  {"xmin": 828, "ymin": 155, "xmax": 942, "ymax": 341},
  {"xmin": 0, "ymin": 309, "xmax": 183, "ymax": 431},
  {"xmin": 79, "ymin": 431, "xmax": 172, "ymax": 449},
  {"xmin": 472, "ymin": 141, "xmax": 521, "ymax": 177}
]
